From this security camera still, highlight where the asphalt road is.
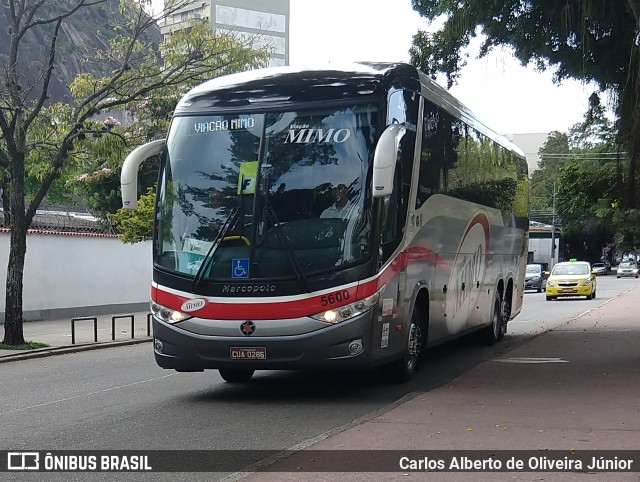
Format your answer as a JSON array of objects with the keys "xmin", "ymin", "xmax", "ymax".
[{"xmin": 1, "ymin": 275, "xmax": 635, "ymax": 481}]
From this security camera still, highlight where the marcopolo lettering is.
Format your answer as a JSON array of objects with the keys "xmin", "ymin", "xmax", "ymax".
[
  {"xmin": 222, "ymin": 284, "xmax": 276, "ymax": 294},
  {"xmin": 284, "ymin": 128, "xmax": 351, "ymax": 144}
]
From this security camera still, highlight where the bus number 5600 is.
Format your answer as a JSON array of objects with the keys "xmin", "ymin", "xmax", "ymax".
[{"xmin": 320, "ymin": 290, "xmax": 350, "ymax": 306}]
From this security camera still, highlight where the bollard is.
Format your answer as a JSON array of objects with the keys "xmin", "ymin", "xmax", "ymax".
[
  {"xmin": 111, "ymin": 314, "xmax": 135, "ymax": 341},
  {"xmin": 71, "ymin": 317, "xmax": 98, "ymax": 345}
]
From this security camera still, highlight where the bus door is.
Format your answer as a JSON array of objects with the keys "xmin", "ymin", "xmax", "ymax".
[{"xmin": 373, "ymin": 87, "xmax": 418, "ymax": 354}]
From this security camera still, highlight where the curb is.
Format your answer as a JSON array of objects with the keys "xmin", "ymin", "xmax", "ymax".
[{"xmin": 0, "ymin": 337, "xmax": 152, "ymax": 364}]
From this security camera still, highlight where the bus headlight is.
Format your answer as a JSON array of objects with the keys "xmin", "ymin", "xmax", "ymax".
[
  {"xmin": 310, "ymin": 289, "xmax": 383, "ymax": 325},
  {"xmin": 150, "ymin": 301, "xmax": 192, "ymax": 324}
]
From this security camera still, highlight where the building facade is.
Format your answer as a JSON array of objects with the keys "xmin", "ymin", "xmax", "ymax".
[
  {"xmin": 528, "ymin": 221, "xmax": 563, "ymax": 271},
  {"xmin": 507, "ymin": 132, "xmax": 549, "ymax": 174},
  {"xmin": 160, "ymin": 0, "xmax": 290, "ymax": 67}
]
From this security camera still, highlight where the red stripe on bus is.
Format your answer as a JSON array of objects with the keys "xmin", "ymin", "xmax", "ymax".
[
  {"xmin": 153, "ymin": 285, "xmax": 360, "ymax": 320},
  {"xmin": 152, "ymin": 246, "xmax": 451, "ymax": 320},
  {"xmin": 406, "ymin": 246, "xmax": 451, "ymax": 273}
]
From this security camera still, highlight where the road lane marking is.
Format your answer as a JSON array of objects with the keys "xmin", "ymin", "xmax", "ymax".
[
  {"xmin": 2, "ymin": 373, "xmax": 176, "ymax": 415},
  {"xmin": 494, "ymin": 357, "xmax": 569, "ymax": 364}
]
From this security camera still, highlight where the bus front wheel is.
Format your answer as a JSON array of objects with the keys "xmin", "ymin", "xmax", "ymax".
[
  {"xmin": 219, "ymin": 368, "xmax": 255, "ymax": 383},
  {"xmin": 385, "ymin": 312, "xmax": 423, "ymax": 383}
]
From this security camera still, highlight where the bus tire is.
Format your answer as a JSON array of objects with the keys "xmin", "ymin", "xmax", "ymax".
[
  {"xmin": 219, "ymin": 368, "xmax": 255, "ymax": 383},
  {"xmin": 481, "ymin": 292, "xmax": 504, "ymax": 345},
  {"xmin": 385, "ymin": 312, "xmax": 423, "ymax": 383}
]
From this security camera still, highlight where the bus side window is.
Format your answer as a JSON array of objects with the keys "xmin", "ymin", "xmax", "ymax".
[{"xmin": 416, "ymin": 104, "xmax": 449, "ymax": 208}]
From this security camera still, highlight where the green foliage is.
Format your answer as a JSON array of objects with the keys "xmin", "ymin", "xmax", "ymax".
[
  {"xmin": 68, "ymin": 4, "xmax": 269, "ymax": 222},
  {"xmin": 111, "ymin": 186, "xmax": 156, "ymax": 243},
  {"xmin": 529, "ymin": 131, "xmax": 569, "ymax": 212},
  {"xmin": 70, "ymin": 116, "xmax": 159, "ymax": 218},
  {"xmin": 0, "ymin": 0, "xmax": 271, "ymax": 343},
  {"xmin": 410, "ymin": 0, "xmax": 640, "ymax": 209},
  {"xmin": 0, "ymin": 341, "xmax": 49, "ymax": 351},
  {"xmin": 410, "ymin": 1, "xmax": 635, "ymax": 89},
  {"xmin": 530, "ymin": 109, "xmax": 630, "ymax": 260}
]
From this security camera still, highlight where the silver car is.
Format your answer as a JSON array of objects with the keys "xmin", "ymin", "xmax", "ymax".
[
  {"xmin": 524, "ymin": 264, "xmax": 545, "ymax": 292},
  {"xmin": 616, "ymin": 262, "xmax": 638, "ymax": 278},
  {"xmin": 592, "ymin": 262, "xmax": 608, "ymax": 276}
]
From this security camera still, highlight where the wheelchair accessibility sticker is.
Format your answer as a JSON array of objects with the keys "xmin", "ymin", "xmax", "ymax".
[{"xmin": 232, "ymin": 258, "xmax": 250, "ymax": 279}]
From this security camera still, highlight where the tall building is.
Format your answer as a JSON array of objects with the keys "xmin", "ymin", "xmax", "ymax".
[
  {"xmin": 160, "ymin": 0, "xmax": 290, "ymax": 67},
  {"xmin": 507, "ymin": 132, "xmax": 550, "ymax": 174}
]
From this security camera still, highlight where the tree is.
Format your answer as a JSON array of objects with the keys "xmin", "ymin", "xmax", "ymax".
[
  {"xmin": 529, "ymin": 131, "xmax": 569, "ymax": 216},
  {"xmin": 111, "ymin": 185, "xmax": 155, "ymax": 243},
  {"xmin": 530, "ymin": 101, "xmax": 625, "ymax": 260},
  {"xmin": 409, "ymin": 0, "xmax": 640, "ymax": 207},
  {"xmin": 555, "ymin": 154, "xmax": 618, "ymax": 261},
  {"xmin": 71, "ymin": 114, "xmax": 161, "ymax": 220},
  {"xmin": 0, "ymin": 0, "xmax": 268, "ymax": 345}
]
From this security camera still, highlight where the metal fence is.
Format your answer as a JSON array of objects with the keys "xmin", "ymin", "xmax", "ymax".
[{"xmin": 1, "ymin": 210, "xmax": 118, "ymax": 235}]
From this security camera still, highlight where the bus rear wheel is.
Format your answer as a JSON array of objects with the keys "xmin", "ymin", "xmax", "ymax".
[
  {"xmin": 481, "ymin": 292, "xmax": 504, "ymax": 345},
  {"xmin": 219, "ymin": 368, "xmax": 255, "ymax": 383}
]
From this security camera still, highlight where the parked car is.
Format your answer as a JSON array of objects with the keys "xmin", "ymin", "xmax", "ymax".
[
  {"xmin": 616, "ymin": 261, "xmax": 638, "ymax": 278},
  {"xmin": 592, "ymin": 262, "xmax": 608, "ymax": 276},
  {"xmin": 545, "ymin": 260, "xmax": 597, "ymax": 301},
  {"xmin": 524, "ymin": 264, "xmax": 545, "ymax": 292}
]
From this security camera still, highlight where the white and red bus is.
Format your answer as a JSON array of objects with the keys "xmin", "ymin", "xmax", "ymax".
[{"xmin": 121, "ymin": 63, "xmax": 529, "ymax": 383}]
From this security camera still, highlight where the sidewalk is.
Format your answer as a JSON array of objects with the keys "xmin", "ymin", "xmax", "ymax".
[
  {"xmin": 235, "ymin": 288, "xmax": 640, "ymax": 481},
  {"xmin": 0, "ymin": 310, "xmax": 152, "ymax": 362}
]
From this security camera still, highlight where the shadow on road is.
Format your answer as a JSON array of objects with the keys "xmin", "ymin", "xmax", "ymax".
[{"xmin": 184, "ymin": 332, "xmax": 526, "ymax": 406}]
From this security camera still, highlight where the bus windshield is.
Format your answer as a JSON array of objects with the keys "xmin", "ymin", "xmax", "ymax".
[{"xmin": 155, "ymin": 104, "xmax": 377, "ymax": 280}]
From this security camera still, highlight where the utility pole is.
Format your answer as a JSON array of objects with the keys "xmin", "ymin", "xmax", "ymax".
[{"xmin": 550, "ymin": 181, "xmax": 556, "ymax": 268}]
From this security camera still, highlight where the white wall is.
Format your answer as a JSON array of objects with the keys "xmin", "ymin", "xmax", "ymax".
[
  {"xmin": 0, "ymin": 232, "xmax": 152, "ymax": 320},
  {"xmin": 529, "ymin": 237, "xmax": 560, "ymax": 268}
]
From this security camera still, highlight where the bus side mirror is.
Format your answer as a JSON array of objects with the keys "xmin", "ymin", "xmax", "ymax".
[
  {"xmin": 372, "ymin": 124, "xmax": 406, "ymax": 198},
  {"xmin": 120, "ymin": 139, "xmax": 165, "ymax": 209}
]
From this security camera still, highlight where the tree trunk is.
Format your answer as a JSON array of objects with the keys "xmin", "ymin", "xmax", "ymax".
[
  {"xmin": 3, "ymin": 231, "xmax": 27, "ymax": 345},
  {"xmin": 629, "ymin": 138, "xmax": 640, "ymax": 209},
  {"xmin": 1, "ymin": 170, "xmax": 10, "ymax": 227},
  {"xmin": 2, "ymin": 154, "xmax": 27, "ymax": 345}
]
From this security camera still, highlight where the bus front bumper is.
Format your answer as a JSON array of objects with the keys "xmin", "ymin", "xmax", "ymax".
[
  {"xmin": 151, "ymin": 311, "xmax": 392, "ymax": 372},
  {"xmin": 545, "ymin": 285, "xmax": 593, "ymax": 298}
]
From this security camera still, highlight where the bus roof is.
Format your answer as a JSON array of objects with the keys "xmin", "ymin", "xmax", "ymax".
[
  {"xmin": 175, "ymin": 62, "xmax": 524, "ymax": 158},
  {"xmin": 176, "ymin": 62, "xmax": 416, "ymax": 112},
  {"xmin": 181, "ymin": 62, "xmax": 410, "ymax": 97}
]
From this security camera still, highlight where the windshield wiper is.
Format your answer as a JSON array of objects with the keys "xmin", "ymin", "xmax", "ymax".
[
  {"xmin": 264, "ymin": 206, "xmax": 310, "ymax": 292},
  {"xmin": 192, "ymin": 206, "xmax": 240, "ymax": 290}
]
